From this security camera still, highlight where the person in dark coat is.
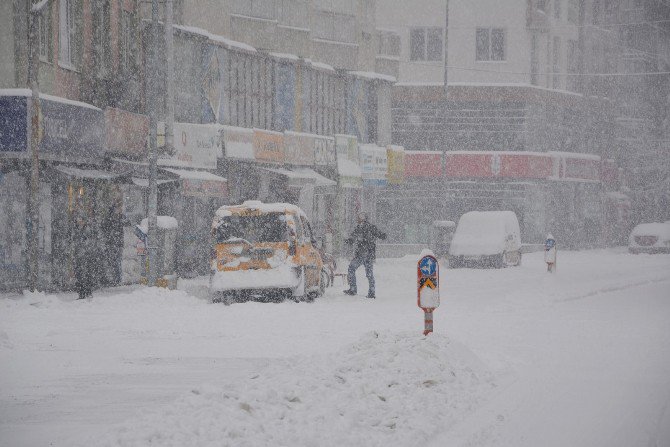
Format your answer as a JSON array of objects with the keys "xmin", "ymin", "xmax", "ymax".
[
  {"xmin": 74, "ymin": 215, "xmax": 96, "ymax": 300},
  {"xmin": 343, "ymin": 212, "xmax": 386, "ymax": 298}
]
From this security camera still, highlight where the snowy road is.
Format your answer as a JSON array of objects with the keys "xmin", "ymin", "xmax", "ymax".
[{"xmin": 1, "ymin": 250, "xmax": 669, "ymax": 446}]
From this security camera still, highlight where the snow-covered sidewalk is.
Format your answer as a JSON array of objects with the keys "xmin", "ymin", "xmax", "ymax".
[{"xmin": 1, "ymin": 250, "xmax": 669, "ymax": 447}]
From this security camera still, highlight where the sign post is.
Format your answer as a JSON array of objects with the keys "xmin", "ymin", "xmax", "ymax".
[
  {"xmin": 417, "ymin": 250, "xmax": 440, "ymax": 335},
  {"xmin": 544, "ymin": 234, "xmax": 557, "ymax": 273}
]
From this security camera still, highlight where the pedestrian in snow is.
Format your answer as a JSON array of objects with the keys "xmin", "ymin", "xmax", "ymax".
[
  {"xmin": 343, "ymin": 213, "xmax": 387, "ymax": 298},
  {"xmin": 74, "ymin": 213, "xmax": 97, "ymax": 300},
  {"xmin": 544, "ymin": 233, "xmax": 557, "ymax": 273}
]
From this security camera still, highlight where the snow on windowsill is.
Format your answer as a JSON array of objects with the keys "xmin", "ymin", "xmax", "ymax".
[
  {"xmin": 277, "ymin": 24, "xmax": 310, "ymax": 33},
  {"xmin": 57, "ymin": 60, "xmax": 79, "ymax": 73},
  {"xmin": 229, "ymin": 13, "xmax": 278, "ymax": 24},
  {"xmin": 348, "ymin": 71, "xmax": 396, "ymax": 83},
  {"xmin": 312, "ymin": 37, "xmax": 359, "ymax": 48}
]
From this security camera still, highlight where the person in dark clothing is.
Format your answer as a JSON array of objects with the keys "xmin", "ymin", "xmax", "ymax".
[
  {"xmin": 343, "ymin": 213, "xmax": 386, "ymax": 298},
  {"xmin": 74, "ymin": 214, "xmax": 96, "ymax": 300}
]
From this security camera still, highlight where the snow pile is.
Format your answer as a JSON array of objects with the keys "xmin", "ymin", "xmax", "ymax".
[{"xmin": 90, "ymin": 331, "xmax": 495, "ymax": 447}]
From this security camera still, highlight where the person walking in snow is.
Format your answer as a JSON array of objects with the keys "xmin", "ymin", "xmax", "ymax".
[
  {"xmin": 343, "ymin": 212, "xmax": 386, "ymax": 298},
  {"xmin": 544, "ymin": 233, "xmax": 557, "ymax": 273},
  {"xmin": 74, "ymin": 208, "xmax": 97, "ymax": 300}
]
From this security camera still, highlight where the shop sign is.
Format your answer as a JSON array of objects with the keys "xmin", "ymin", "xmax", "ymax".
[
  {"xmin": 359, "ymin": 144, "xmax": 387, "ymax": 186},
  {"xmin": 405, "ymin": 151, "xmax": 442, "ymax": 178},
  {"xmin": 314, "ymin": 136, "xmax": 336, "ymax": 166},
  {"xmin": 105, "ymin": 107, "xmax": 148, "ymax": 157},
  {"xmin": 387, "ymin": 145, "xmax": 405, "ymax": 184},
  {"xmin": 158, "ymin": 122, "xmax": 222, "ymax": 169},
  {"xmin": 284, "ymin": 131, "xmax": 315, "ymax": 165},
  {"xmin": 253, "ymin": 128, "xmax": 285, "ymax": 163},
  {"xmin": 442, "ymin": 152, "xmax": 554, "ymax": 179},
  {"xmin": 500, "ymin": 153, "xmax": 552, "ymax": 178},
  {"xmin": 223, "ymin": 125, "xmax": 254, "ymax": 160},
  {"xmin": 0, "ymin": 92, "xmax": 104, "ymax": 161}
]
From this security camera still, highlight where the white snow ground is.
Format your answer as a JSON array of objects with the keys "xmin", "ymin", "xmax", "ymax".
[{"xmin": 1, "ymin": 249, "xmax": 669, "ymax": 447}]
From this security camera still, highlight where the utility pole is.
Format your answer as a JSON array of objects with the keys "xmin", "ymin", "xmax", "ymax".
[
  {"xmin": 27, "ymin": 0, "xmax": 49, "ymax": 291},
  {"xmin": 165, "ymin": 0, "xmax": 175, "ymax": 152},
  {"xmin": 443, "ymin": 0, "xmax": 449, "ymax": 95},
  {"xmin": 147, "ymin": 0, "xmax": 159, "ymax": 286}
]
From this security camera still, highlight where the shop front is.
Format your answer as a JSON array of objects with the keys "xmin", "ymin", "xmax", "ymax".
[
  {"xmin": 0, "ymin": 90, "xmax": 120, "ymax": 291},
  {"xmin": 156, "ymin": 121, "xmax": 228, "ymax": 277}
]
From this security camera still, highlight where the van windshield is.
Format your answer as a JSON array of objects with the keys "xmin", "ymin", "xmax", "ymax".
[{"xmin": 214, "ymin": 213, "xmax": 288, "ymax": 243}]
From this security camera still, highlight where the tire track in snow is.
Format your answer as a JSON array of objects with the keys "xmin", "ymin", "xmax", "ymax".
[{"xmin": 554, "ymin": 276, "xmax": 670, "ymax": 303}]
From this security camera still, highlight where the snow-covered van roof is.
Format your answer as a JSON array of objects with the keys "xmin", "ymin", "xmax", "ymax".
[{"xmin": 215, "ymin": 201, "xmax": 307, "ymax": 220}]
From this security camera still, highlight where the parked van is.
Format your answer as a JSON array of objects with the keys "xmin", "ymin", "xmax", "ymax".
[
  {"xmin": 209, "ymin": 201, "xmax": 325, "ymax": 304},
  {"xmin": 449, "ymin": 211, "xmax": 522, "ymax": 268},
  {"xmin": 628, "ymin": 222, "xmax": 670, "ymax": 254}
]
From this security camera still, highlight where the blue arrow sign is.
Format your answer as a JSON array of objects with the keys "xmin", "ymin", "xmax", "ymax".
[{"xmin": 419, "ymin": 256, "xmax": 437, "ymax": 277}]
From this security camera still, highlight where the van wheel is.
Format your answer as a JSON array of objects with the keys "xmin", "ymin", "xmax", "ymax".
[
  {"xmin": 292, "ymin": 267, "xmax": 306, "ymax": 301},
  {"xmin": 320, "ymin": 269, "xmax": 329, "ymax": 294},
  {"xmin": 494, "ymin": 253, "xmax": 505, "ymax": 269}
]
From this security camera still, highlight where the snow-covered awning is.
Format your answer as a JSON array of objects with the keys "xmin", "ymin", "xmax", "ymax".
[
  {"xmin": 161, "ymin": 168, "xmax": 228, "ymax": 199},
  {"xmin": 260, "ymin": 167, "xmax": 336, "ymax": 189},
  {"xmin": 161, "ymin": 168, "xmax": 227, "ymax": 183},
  {"xmin": 53, "ymin": 165, "xmax": 131, "ymax": 181}
]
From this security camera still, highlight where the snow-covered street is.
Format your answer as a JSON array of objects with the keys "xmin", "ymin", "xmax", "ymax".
[{"xmin": 1, "ymin": 249, "xmax": 669, "ymax": 447}]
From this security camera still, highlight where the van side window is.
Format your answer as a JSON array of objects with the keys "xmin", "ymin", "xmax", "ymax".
[
  {"xmin": 292, "ymin": 214, "xmax": 304, "ymax": 242},
  {"xmin": 301, "ymin": 216, "xmax": 313, "ymax": 243}
]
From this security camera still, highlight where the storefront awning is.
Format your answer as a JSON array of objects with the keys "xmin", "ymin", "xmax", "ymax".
[
  {"xmin": 131, "ymin": 177, "xmax": 179, "ymax": 187},
  {"xmin": 53, "ymin": 165, "xmax": 132, "ymax": 181},
  {"xmin": 162, "ymin": 167, "xmax": 228, "ymax": 198},
  {"xmin": 262, "ymin": 167, "xmax": 336, "ymax": 188}
]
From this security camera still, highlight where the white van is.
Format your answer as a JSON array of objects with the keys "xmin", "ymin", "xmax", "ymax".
[{"xmin": 449, "ymin": 211, "xmax": 522, "ymax": 268}]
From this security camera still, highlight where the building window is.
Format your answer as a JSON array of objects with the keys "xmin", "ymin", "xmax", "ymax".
[
  {"xmin": 93, "ymin": 0, "xmax": 111, "ymax": 77},
  {"xmin": 38, "ymin": 7, "xmax": 52, "ymax": 61},
  {"xmin": 313, "ymin": 10, "xmax": 356, "ymax": 43},
  {"xmin": 231, "ymin": 0, "xmax": 277, "ymax": 20},
  {"xmin": 552, "ymin": 36, "xmax": 561, "ymax": 89},
  {"xmin": 567, "ymin": 39, "xmax": 579, "ymax": 91},
  {"xmin": 120, "ymin": 9, "xmax": 137, "ymax": 73},
  {"xmin": 554, "ymin": 0, "xmax": 561, "ymax": 19},
  {"xmin": 476, "ymin": 28, "xmax": 505, "ymax": 61},
  {"xmin": 536, "ymin": 0, "xmax": 548, "ymax": 13},
  {"xmin": 378, "ymin": 30, "xmax": 400, "ymax": 57},
  {"xmin": 58, "ymin": 0, "xmax": 76, "ymax": 67},
  {"xmin": 278, "ymin": 0, "xmax": 308, "ymax": 28},
  {"xmin": 410, "ymin": 27, "xmax": 442, "ymax": 61},
  {"xmin": 531, "ymin": 34, "xmax": 539, "ymax": 85}
]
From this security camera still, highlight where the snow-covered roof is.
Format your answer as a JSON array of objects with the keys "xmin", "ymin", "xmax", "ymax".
[
  {"xmin": 161, "ymin": 168, "xmax": 227, "ymax": 182},
  {"xmin": 173, "ymin": 24, "xmax": 257, "ymax": 53},
  {"xmin": 348, "ymin": 71, "xmax": 396, "ymax": 83},
  {"xmin": 54, "ymin": 166, "xmax": 126, "ymax": 180},
  {"xmin": 0, "ymin": 89, "xmax": 101, "ymax": 111},
  {"xmin": 264, "ymin": 167, "xmax": 336, "ymax": 187}
]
